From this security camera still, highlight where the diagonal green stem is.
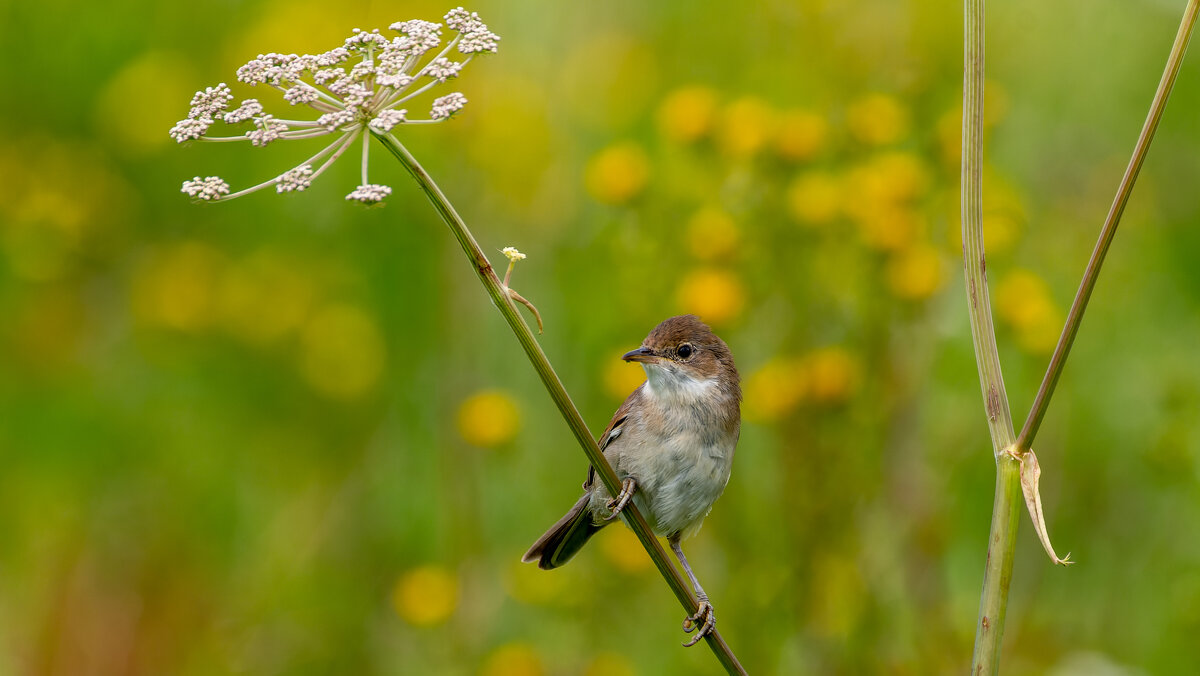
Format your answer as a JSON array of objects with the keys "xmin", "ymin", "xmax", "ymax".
[
  {"xmin": 373, "ymin": 132, "xmax": 747, "ymax": 675},
  {"xmin": 961, "ymin": 0, "xmax": 1023, "ymax": 673},
  {"xmin": 1015, "ymin": 0, "xmax": 1200, "ymax": 453}
]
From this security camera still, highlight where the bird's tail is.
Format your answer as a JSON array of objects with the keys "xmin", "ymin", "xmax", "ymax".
[{"xmin": 522, "ymin": 493, "xmax": 605, "ymax": 570}]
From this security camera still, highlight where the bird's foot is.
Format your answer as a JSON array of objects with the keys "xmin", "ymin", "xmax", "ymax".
[
  {"xmin": 682, "ymin": 599, "xmax": 715, "ymax": 647},
  {"xmin": 603, "ymin": 477, "xmax": 637, "ymax": 521}
]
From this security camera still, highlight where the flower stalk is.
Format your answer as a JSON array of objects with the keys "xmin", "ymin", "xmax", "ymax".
[
  {"xmin": 374, "ymin": 131, "xmax": 747, "ymax": 674},
  {"xmin": 960, "ymin": 2, "xmax": 1026, "ymax": 671},
  {"xmin": 966, "ymin": 0, "xmax": 1198, "ymax": 673}
]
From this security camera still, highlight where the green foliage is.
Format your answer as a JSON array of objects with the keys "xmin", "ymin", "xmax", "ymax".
[{"xmin": 2, "ymin": 0, "xmax": 1200, "ymax": 673}]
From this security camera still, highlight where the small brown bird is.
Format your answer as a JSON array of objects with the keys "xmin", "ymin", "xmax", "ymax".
[{"xmin": 522, "ymin": 315, "xmax": 741, "ymax": 645}]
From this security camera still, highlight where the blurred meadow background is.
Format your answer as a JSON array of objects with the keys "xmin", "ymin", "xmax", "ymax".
[{"xmin": 4, "ymin": 0, "xmax": 1200, "ymax": 673}]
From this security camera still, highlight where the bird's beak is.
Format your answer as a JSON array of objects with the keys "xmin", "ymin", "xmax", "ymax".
[{"xmin": 622, "ymin": 346, "xmax": 659, "ymax": 363}]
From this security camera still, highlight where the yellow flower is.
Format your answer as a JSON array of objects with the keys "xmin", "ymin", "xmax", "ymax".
[
  {"xmin": 217, "ymin": 251, "xmax": 314, "ymax": 346},
  {"xmin": 298, "ymin": 304, "xmax": 386, "ymax": 400},
  {"xmin": 775, "ymin": 109, "xmax": 828, "ymax": 162},
  {"xmin": 583, "ymin": 652, "xmax": 635, "ymax": 676},
  {"xmin": 715, "ymin": 96, "xmax": 776, "ymax": 158},
  {"xmin": 846, "ymin": 93, "xmax": 909, "ymax": 146},
  {"xmin": 867, "ymin": 152, "xmax": 929, "ymax": 203},
  {"xmin": 995, "ymin": 269, "xmax": 1053, "ymax": 328},
  {"xmin": 457, "ymin": 390, "xmax": 522, "ymax": 447},
  {"xmin": 393, "ymin": 565, "xmax": 459, "ymax": 627},
  {"xmin": 886, "ymin": 244, "xmax": 945, "ymax": 300},
  {"xmin": 842, "ymin": 154, "xmax": 929, "ymax": 247},
  {"xmin": 603, "ymin": 355, "xmax": 647, "ymax": 401},
  {"xmin": 786, "ymin": 171, "xmax": 841, "ymax": 226},
  {"xmin": 804, "ymin": 346, "xmax": 860, "ymax": 405},
  {"xmin": 676, "ymin": 268, "xmax": 746, "ymax": 326},
  {"xmin": 743, "ymin": 358, "xmax": 806, "ymax": 423},
  {"xmin": 686, "ymin": 207, "xmax": 741, "ymax": 260},
  {"xmin": 131, "ymin": 241, "xmax": 226, "ymax": 331},
  {"xmin": 584, "ymin": 142, "xmax": 650, "ymax": 205},
  {"xmin": 598, "ymin": 526, "xmax": 652, "ymax": 574},
  {"xmin": 656, "ymin": 86, "xmax": 719, "ymax": 143},
  {"xmin": 855, "ymin": 207, "xmax": 925, "ymax": 252},
  {"xmin": 96, "ymin": 52, "xmax": 196, "ymax": 155},
  {"xmin": 480, "ymin": 643, "xmax": 544, "ymax": 676},
  {"xmin": 996, "ymin": 269, "xmax": 1063, "ymax": 355}
]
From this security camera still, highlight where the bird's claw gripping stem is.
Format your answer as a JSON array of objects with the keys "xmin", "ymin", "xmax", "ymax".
[
  {"xmin": 603, "ymin": 477, "xmax": 636, "ymax": 521},
  {"xmin": 682, "ymin": 599, "xmax": 715, "ymax": 647}
]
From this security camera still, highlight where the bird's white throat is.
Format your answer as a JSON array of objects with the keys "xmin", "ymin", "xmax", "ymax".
[{"xmin": 642, "ymin": 364, "xmax": 718, "ymax": 406}]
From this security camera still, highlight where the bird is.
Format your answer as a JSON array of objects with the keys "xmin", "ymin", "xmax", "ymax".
[{"xmin": 522, "ymin": 314, "xmax": 741, "ymax": 646}]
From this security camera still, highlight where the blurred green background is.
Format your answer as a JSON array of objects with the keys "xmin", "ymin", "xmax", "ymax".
[{"xmin": 4, "ymin": 0, "xmax": 1200, "ymax": 673}]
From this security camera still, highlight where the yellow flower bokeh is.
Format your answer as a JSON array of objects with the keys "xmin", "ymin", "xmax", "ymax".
[
  {"xmin": 996, "ymin": 269, "xmax": 1063, "ymax": 355},
  {"xmin": 805, "ymin": 346, "xmax": 860, "ymax": 406},
  {"xmin": 775, "ymin": 109, "xmax": 828, "ymax": 162},
  {"xmin": 598, "ymin": 526, "xmax": 653, "ymax": 574},
  {"xmin": 603, "ymin": 356, "xmax": 647, "ymax": 401},
  {"xmin": 457, "ymin": 390, "xmax": 522, "ymax": 448},
  {"xmin": 686, "ymin": 207, "xmax": 741, "ymax": 261},
  {"xmin": 95, "ymin": 52, "xmax": 197, "ymax": 155},
  {"xmin": 846, "ymin": 93, "xmax": 909, "ymax": 146},
  {"xmin": 583, "ymin": 652, "xmax": 636, "ymax": 676},
  {"xmin": 131, "ymin": 241, "xmax": 227, "ymax": 332},
  {"xmin": 995, "ymin": 269, "xmax": 1053, "ymax": 328},
  {"xmin": 787, "ymin": 171, "xmax": 842, "ymax": 226},
  {"xmin": 657, "ymin": 86, "xmax": 719, "ymax": 144},
  {"xmin": 716, "ymin": 96, "xmax": 776, "ymax": 159},
  {"xmin": 585, "ymin": 142, "xmax": 651, "ymax": 205},
  {"xmin": 675, "ymin": 268, "xmax": 746, "ymax": 326},
  {"xmin": 743, "ymin": 358, "xmax": 807, "ymax": 423},
  {"xmin": 217, "ymin": 252, "xmax": 315, "ymax": 346},
  {"xmin": 298, "ymin": 303, "xmax": 386, "ymax": 400},
  {"xmin": 886, "ymin": 244, "xmax": 945, "ymax": 300},
  {"xmin": 0, "ymin": 139, "xmax": 132, "ymax": 282},
  {"xmin": 393, "ymin": 565, "xmax": 459, "ymax": 627},
  {"xmin": 842, "ymin": 152, "xmax": 931, "ymax": 251},
  {"xmin": 855, "ymin": 208, "xmax": 925, "ymax": 252},
  {"xmin": 480, "ymin": 643, "xmax": 544, "ymax": 676}
]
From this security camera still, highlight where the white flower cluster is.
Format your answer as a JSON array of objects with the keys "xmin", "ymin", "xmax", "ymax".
[{"xmin": 171, "ymin": 7, "xmax": 499, "ymax": 204}]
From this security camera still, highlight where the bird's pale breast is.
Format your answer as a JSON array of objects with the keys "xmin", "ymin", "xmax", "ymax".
[{"xmin": 597, "ymin": 372, "xmax": 738, "ymax": 539}]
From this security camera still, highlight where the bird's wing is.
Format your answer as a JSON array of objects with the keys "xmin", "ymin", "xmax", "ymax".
[{"xmin": 583, "ymin": 383, "xmax": 644, "ymax": 490}]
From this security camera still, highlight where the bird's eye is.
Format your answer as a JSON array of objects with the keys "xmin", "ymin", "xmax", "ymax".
[{"xmin": 677, "ymin": 344, "xmax": 693, "ymax": 359}]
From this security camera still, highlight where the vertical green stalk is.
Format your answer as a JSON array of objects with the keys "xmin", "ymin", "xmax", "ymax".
[
  {"xmin": 1016, "ymin": 0, "xmax": 1200, "ymax": 453},
  {"xmin": 961, "ymin": 0, "xmax": 1024, "ymax": 672},
  {"xmin": 373, "ymin": 132, "xmax": 747, "ymax": 675}
]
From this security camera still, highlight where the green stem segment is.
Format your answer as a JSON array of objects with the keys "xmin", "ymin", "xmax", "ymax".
[
  {"xmin": 374, "ymin": 132, "xmax": 747, "ymax": 675},
  {"xmin": 961, "ymin": 0, "xmax": 1023, "ymax": 673},
  {"xmin": 1015, "ymin": 0, "xmax": 1200, "ymax": 453},
  {"xmin": 967, "ymin": 1, "xmax": 1199, "ymax": 671}
]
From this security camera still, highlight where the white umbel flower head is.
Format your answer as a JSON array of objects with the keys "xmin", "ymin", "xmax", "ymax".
[
  {"xmin": 346, "ymin": 184, "xmax": 393, "ymax": 203},
  {"xmin": 171, "ymin": 8, "xmax": 498, "ymax": 204},
  {"xmin": 277, "ymin": 165, "xmax": 314, "ymax": 192},
  {"xmin": 430, "ymin": 92, "xmax": 467, "ymax": 120},
  {"xmin": 182, "ymin": 176, "xmax": 231, "ymax": 201}
]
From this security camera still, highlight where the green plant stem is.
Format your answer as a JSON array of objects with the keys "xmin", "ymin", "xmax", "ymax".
[
  {"xmin": 1015, "ymin": 0, "xmax": 1200, "ymax": 453},
  {"xmin": 961, "ymin": 0, "xmax": 1023, "ymax": 673},
  {"xmin": 374, "ymin": 132, "xmax": 747, "ymax": 675}
]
